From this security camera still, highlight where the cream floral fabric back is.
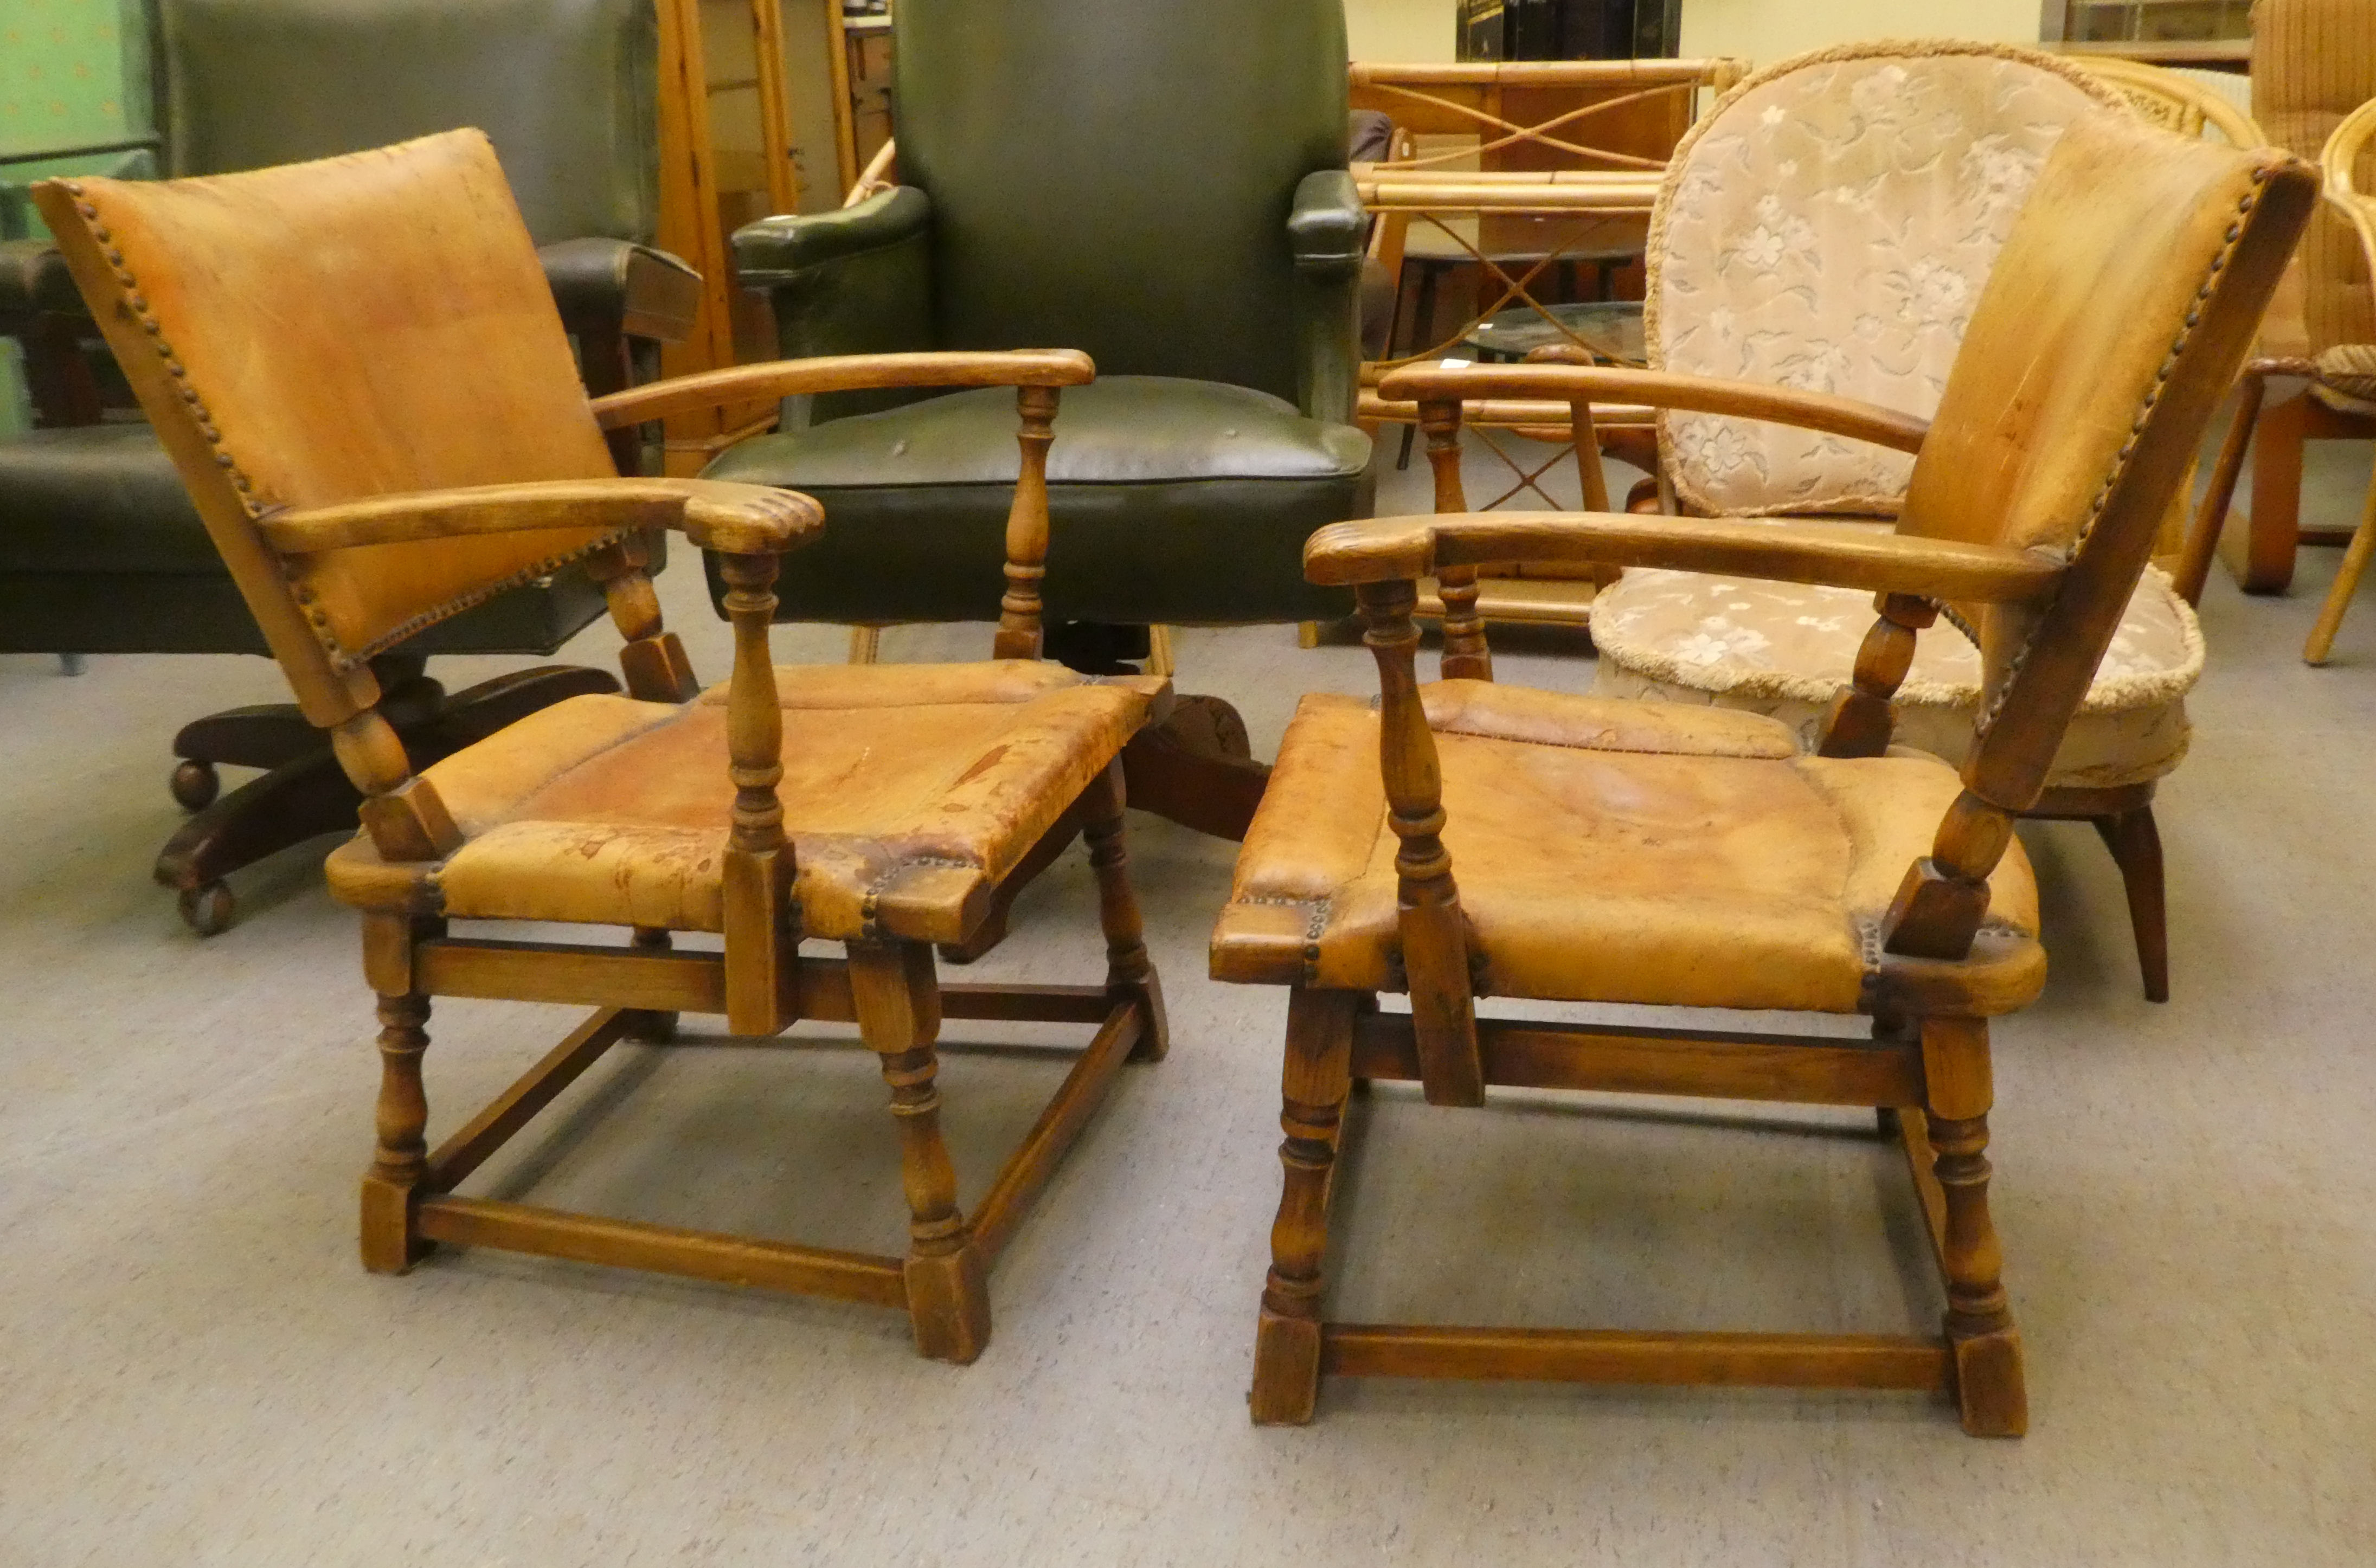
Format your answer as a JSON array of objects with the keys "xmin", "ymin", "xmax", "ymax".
[{"xmin": 1648, "ymin": 45, "xmax": 2123, "ymax": 517}]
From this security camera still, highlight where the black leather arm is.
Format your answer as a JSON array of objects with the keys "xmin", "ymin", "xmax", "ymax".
[
  {"xmin": 733, "ymin": 187, "xmax": 937, "ymax": 422},
  {"xmin": 0, "ymin": 239, "xmax": 82, "ymax": 326},
  {"xmin": 537, "ymin": 237, "xmax": 701, "ymax": 346},
  {"xmin": 1288, "ymin": 169, "xmax": 1364, "ymax": 426}
]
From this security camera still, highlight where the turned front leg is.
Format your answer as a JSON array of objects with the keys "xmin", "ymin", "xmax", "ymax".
[
  {"xmin": 1251, "ymin": 987, "xmax": 1361, "ymax": 1425},
  {"xmin": 851, "ymin": 940, "xmax": 988, "ymax": 1363},
  {"xmin": 1079, "ymin": 761, "xmax": 1167, "ymax": 1062},
  {"xmin": 1922, "ymin": 1016, "xmax": 2026, "ymax": 1437},
  {"xmin": 359, "ymin": 990, "xmax": 432, "ymax": 1274}
]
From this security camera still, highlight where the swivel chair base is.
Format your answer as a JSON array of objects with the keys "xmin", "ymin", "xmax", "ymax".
[{"xmin": 157, "ymin": 656, "xmax": 619, "ymax": 934}]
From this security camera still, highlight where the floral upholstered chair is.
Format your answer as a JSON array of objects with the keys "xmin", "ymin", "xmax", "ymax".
[{"xmin": 1588, "ymin": 41, "xmax": 2195, "ymax": 1000}]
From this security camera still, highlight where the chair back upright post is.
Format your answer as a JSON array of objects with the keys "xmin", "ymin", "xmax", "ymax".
[
  {"xmin": 31, "ymin": 134, "xmax": 685, "ymax": 857},
  {"xmin": 1880, "ymin": 114, "xmax": 2315, "ymax": 958}
]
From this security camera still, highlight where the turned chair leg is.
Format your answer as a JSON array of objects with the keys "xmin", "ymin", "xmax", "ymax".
[
  {"xmin": 1250, "ymin": 987, "xmax": 1361, "ymax": 1425},
  {"xmin": 851, "ymin": 940, "xmax": 990, "ymax": 1364},
  {"xmin": 2091, "ymin": 806, "xmax": 2170, "ymax": 1004},
  {"xmin": 359, "ymin": 991, "xmax": 434, "ymax": 1274},
  {"xmin": 624, "ymin": 926, "xmax": 681, "ymax": 1042},
  {"xmin": 1921, "ymin": 1017, "xmax": 2027, "ymax": 1437},
  {"xmin": 1081, "ymin": 761, "xmax": 1168, "ymax": 1063}
]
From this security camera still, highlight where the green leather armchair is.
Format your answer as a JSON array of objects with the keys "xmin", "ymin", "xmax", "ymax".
[
  {"xmin": 704, "ymin": 0, "xmax": 1375, "ymax": 634},
  {"xmin": 0, "ymin": 0, "xmax": 699, "ymax": 934}
]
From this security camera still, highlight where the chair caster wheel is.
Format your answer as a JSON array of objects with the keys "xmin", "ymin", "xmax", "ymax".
[
  {"xmin": 178, "ymin": 881, "xmax": 235, "ymax": 936},
  {"xmin": 171, "ymin": 760, "xmax": 220, "ymax": 811}
]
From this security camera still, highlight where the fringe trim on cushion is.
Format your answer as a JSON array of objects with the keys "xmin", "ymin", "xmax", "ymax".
[{"xmin": 1591, "ymin": 565, "xmax": 2205, "ymax": 715}]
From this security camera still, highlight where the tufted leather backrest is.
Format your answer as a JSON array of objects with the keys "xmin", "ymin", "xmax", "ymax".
[
  {"xmin": 891, "ymin": 0, "xmax": 1348, "ymax": 406},
  {"xmin": 35, "ymin": 131, "xmax": 622, "ymax": 723},
  {"xmin": 2253, "ymin": 0, "xmax": 2376, "ymax": 351},
  {"xmin": 1647, "ymin": 41, "xmax": 2122, "ymax": 519},
  {"xmin": 1897, "ymin": 114, "xmax": 2313, "ymax": 806},
  {"xmin": 159, "ymin": 0, "xmax": 657, "ymax": 246}
]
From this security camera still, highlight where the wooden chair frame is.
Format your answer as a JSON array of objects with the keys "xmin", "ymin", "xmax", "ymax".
[
  {"xmin": 269, "ymin": 353, "xmax": 1168, "ymax": 1363},
  {"xmin": 1241, "ymin": 136, "xmax": 2313, "ymax": 1431},
  {"xmin": 43, "ymin": 140, "xmax": 1168, "ymax": 1362}
]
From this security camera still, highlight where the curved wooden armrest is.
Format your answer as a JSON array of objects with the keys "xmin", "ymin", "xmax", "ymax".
[
  {"xmin": 1376, "ymin": 363, "xmax": 1931, "ymax": 455},
  {"xmin": 258, "ymin": 478, "xmax": 825, "ymax": 558},
  {"xmin": 587, "ymin": 349, "xmax": 1097, "ymax": 431},
  {"xmin": 1305, "ymin": 511, "xmax": 2065, "ymax": 602}
]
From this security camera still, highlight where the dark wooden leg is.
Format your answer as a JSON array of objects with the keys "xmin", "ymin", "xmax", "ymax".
[
  {"xmin": 1120, "ymin": 693, "xmax": 1270, "ymax": 841},
  {"xmin": 2238, "ymin": 390, "xmax": 2307, "ymax": 594},
  {"xmin": 2090, "ymin": 806, "xmax": 2169, "ymax": 1003},
  {"xmin": 624, "ymin": 927, "xmax": 680, "ymax": 1042},
  {"xmin": 1080, "ymin": 761, "xmax": 1167, "ymax": 1063},
  {"xmin": 852, "ymin": 940, "xmax": 989, "ymax": 1364},
  {"xmin": 1250, "ymin": 987, "xmax": 1360, "ymax": 1425},
  {"xmin": 1921, "ymin": 1017, "xmax": 2026, "ymax": 1437},
  {"xmin": 360, "ymin": 990, "xmax": 434, "ymax": 1274}
]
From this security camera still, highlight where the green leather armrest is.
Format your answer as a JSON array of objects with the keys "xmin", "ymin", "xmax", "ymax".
[
  {"xmin": 538, "ymin": 237, "xmax": 702, "ymax": 345},
  {"xmin": 1288, "ymin": 169, "xmax": 1365, "ymax": 277},
  {"xmin": 1287, "ymin": 170, "xmax": 1363, "ymax": 426},
  {"xmin": 734, "ymin": 187, "xmax": 937, "ymax": 422}
]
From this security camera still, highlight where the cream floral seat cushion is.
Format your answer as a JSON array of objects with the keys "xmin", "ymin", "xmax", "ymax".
[{"xmin": 1591, "ymin": 532, "xmax": 2204, "ymax": 791}]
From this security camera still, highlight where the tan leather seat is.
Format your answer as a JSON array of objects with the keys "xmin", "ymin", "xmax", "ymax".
[
  {"xmin": 1214, "ymin": 680, "xmax": 2041, "ymax": 1014},
  {"xmin": 329, "ymin": 661, "xmax": 1163, "ymax": 943}
]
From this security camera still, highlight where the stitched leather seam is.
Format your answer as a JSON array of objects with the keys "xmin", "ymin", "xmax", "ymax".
[
  {"xmin": 60, "ymin": 183, "xmax": 636, "ymax": 674},
  {"xmin": 1974, "ymin": 172, "xmax": 2266, "ymax": 740}
]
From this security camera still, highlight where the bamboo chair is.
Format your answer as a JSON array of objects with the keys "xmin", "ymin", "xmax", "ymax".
[
  {"xmin": 34, "ymin": 131, "xmax": 1171, "ymax": 1363},
  {"xmin": 1212, "ymin": 116, "xmax": 2313, "ymax": 1434},
  {"xmin": 2180, "ymin": 94, "xmax": 2376, "ymax": 663}
]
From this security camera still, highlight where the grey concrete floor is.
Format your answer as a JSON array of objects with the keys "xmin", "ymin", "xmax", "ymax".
[{"xmin": 3, "ymin": 430, "xmax": 2374, "ymax": 1565}]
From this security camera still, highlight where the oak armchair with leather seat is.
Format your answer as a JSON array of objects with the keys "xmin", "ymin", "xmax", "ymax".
[
  {"xmin": 707, "ymin": 0, "xmax": 1374, "ymax": 838},
  {"xmin": 38, "ymin": 129, "xmax": 1171, "ymax": 1361},
  {"xmin": 0, "ymin": 0, "xmax": 699, "ymax": 933},
  {"xmin": 1215, "ymin": 116, "xmax": 2311, "ymax": 1433}
]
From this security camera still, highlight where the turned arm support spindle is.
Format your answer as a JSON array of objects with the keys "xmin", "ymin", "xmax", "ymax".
[
  {"xmin": 716, "ymin": 551, "xmax": 797, "ymax": 1035},
  {"xmin": 585, "ymin": 532, "xmax": 699, "ymax": 702},
  {"xmin": 331, "ymin": 703, "xmax": 462, "ymax": 863},
  {"xmin": 1882, "ymin": 789, "xmax": 2018, "ymax": 961},
  {"xmin": 1417, "ymin": 396, "xmax": 1493, "ymax": 683},
  {"xmin": 1357, "ymin": 579, "xmax": 1484, "ymax": 1107},
  {"xmin": 993, "ymin": 384, "xmax": 1059, "ymax": 660},
  {"xmin": 1816, "ymin": 592, "xmax": 1938, "ymax": 759}
]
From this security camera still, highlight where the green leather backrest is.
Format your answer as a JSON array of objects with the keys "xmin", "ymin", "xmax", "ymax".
[
  {"xmin": 158, "ymin": 0, "xmax": 657, "ymax": 244},
  {"xmin": 895, "ymin": 0, "xmax": 1348, "ymax": 404}
]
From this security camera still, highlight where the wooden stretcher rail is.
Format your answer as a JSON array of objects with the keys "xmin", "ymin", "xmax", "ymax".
[
  {"xmin": 414, "ymin": 1196, "xmax": 910, "ymax": 1307},
  {"xmin": 1319, "ymin": 1324, "xmax": 1954, "ymax": 1390},
  {"xmin": 1353, "ymin": 1013, "xmax": 1927, "ymax": 1108},
  {"xmin": 967, "ymin": 997, "xmax": 1145, "ymax": 1261}
]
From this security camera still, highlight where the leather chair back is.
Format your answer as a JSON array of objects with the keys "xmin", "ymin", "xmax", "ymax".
[
  {"xmin": 2253, "ymin": 0, "xmax": 2376, "ymax": 352},
  {"xmin": 1647, "ymin": 42, "xmax": 2122, "ymax": 519},
  {"xmin": 158, "ymin": 0, "xmax": 657, "ymax": 245},
  {"xmin": 1896, "ymin": 113, "xmax": 2311, "ymax": 806},
  {"xmin": 36, "ymin": 132, "xmax": 621, "ymax": 723},
  {"xmin": 892, "ymin": 0, "xmax": 1348, "ymax": 406}
]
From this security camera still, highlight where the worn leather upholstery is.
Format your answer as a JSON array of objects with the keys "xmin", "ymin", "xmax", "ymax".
[
  {"xmin": 327, "ymin": 663, "xmax": 1167, "ymax": 942},
  {"xmin": 4, "ymin": 0, "xmax": 673, "ymax": 663},
  {"xmin": 1213, "ymin": 684, "xmax": 2041, "ymax": 1011},
  {"xmin": 715, "ymin": 0, "xmax": 1370, "ymax": 627},
  {"xmin": 704, "ymin": 378, "xmax": 1372, "ymax": 622}
]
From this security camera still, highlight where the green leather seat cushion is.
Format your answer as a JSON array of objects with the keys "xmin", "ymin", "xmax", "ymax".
[
  {"xmin": 0, "ymin": 423, "xmax": 219, "ymax": 575},
  {"xmin": 701, "ymin": 376, "xmax": 1371, "ymax": 624}
]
